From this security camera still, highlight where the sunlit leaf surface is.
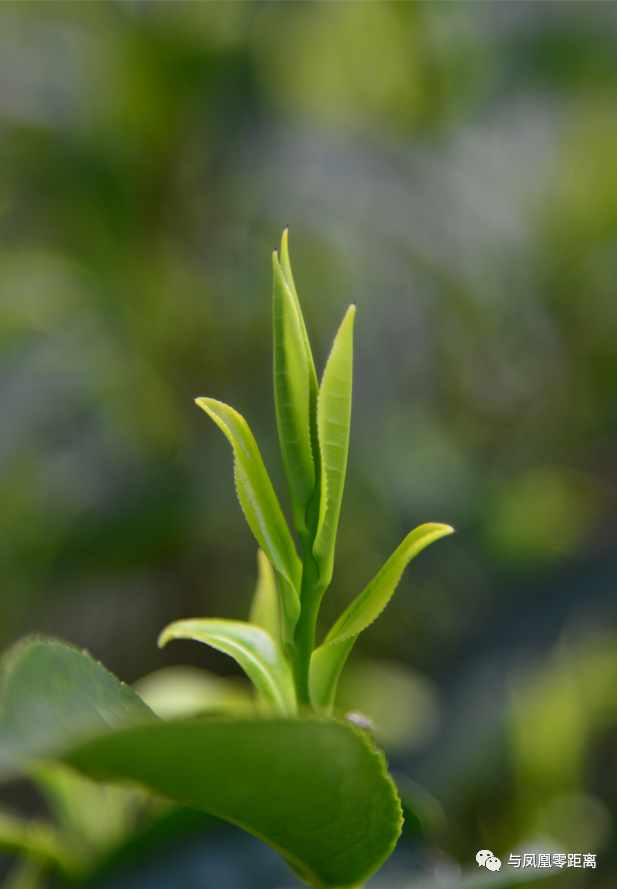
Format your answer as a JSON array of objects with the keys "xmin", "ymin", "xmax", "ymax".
[
  {"xmin": 310, "ymin": 524, "xmax": 453, "ymax": 712},
  {"xmin": 273, "ymin": 251, "xmax": 316, "ymax": 535},
  {"xmin": 249, "ymin": 548, "xmax": 282, "ymax": 647},
  {"xmin": 159, "ymin": 619, "xmax": 297, "ymax": 716},
  {"xmin": 195, "ymin": 397, "xmax": 301, "ymax": 636},
  {"xmin": 0, "ymin": 639, "xmax": 156, "ymax": 777},
  {"xmin": 312, "ymin": 305, "xmax": 355, "ymax": 591}
]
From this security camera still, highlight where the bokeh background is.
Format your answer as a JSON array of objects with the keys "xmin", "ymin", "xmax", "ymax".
[{"xmin": 1, "ymin": 1, "xmax": 617, "ymax": 887}]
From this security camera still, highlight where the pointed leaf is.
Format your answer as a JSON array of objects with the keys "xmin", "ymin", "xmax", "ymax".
[
  {"xmin": 158, "ymin": 619, "xmax": 297, "ymax": 716},
  {"xmin": 273, "ymin": 252, "xmax": 316, "ymax": 534},
  {"xmin": 310, "ymin": 524, "xmax": 454, "ymax": 712},
  {"xmin": 196, "ymin": 398, "xmax": 301, "ymax": 633},
  {"xmin": 64, "ymin": 719, "xmax": 403, "ymax": 889},
  {"xmin": 249, "ymin": 548, "xmax": 281, "ymax": 646},
  {"xmin": 279, "ymin": 232, "xmax": 320, "ymax": 434},
  {"xmin": 312, "ymin": 305, "xmax": 355, "ymax": 591},
  {"xmin": 0, "ymin": 638, "xmax": 157, "ymax": 778}
]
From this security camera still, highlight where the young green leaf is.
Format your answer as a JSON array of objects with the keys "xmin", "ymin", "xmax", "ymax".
[
  {"xmin": 312, "ymin": 305, "xmax": 355, "ymax": 592},
  {"xmin": 249, "ymin": 548, "xmax": 281, "ymax": 646},
  {"xmin": 158, "ymin": 619, "xmax": 297, "ymax": 716},
  {"xmin": 310, "ymin": 523, "xmax": 454, "ymax": 713},
  {"xmin": 273, "ymin": 251, "xmax": 317, "ymax": 536},
  {"xmin": 0, "ymin": 638, "xmax": 157, "ymax": 778},
  {"xmin": 279, "ymin": 231, "xmax": 320, "ymax": 440},
  {"xmin": 64, "ymin": 719, "xmax": 403, "ymax": 889},
  {"xmin": 195, "ymin": 398, "xmax": 301, "ymax": 635}
]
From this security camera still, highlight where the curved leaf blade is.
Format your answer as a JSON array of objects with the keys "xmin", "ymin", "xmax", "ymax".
[
  {"xmin": 312, "ymin": 305, "xmax": 355, "ymax": 591},
  {"xmin": 64, "ymin": 719, "xmax": 403, "ymax": 889},
  {"xmin": 310, "ymin": 524, "xmax": 454, "ymax": 712},
  {"xmin": 0, "ymin": 638, "xmax": 157, "ymax": 778},
  {"xmin": 196, "ymin": 398, "xmax": 301, "ymax": 633},
  {"xmin": 158, "ymin": 619, "xmax": 297, "ymax": 716},
  {"xmin": 273, "ymin": 252, "xmax": 316, "ymax": 534},
  {"xmin": 249, "ymin": 548, "xmax": 281, "ymax": 646},
  {"xmin": 279, "ymin": 230, "xmax": 321, "ymax": 484}
]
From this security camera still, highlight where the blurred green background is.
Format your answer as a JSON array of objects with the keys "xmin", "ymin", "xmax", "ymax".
[{"xmin": 1, "ymin": 1, "xmax": 617, "ymax": 886}]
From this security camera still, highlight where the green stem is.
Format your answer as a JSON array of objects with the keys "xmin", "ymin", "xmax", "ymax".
[{"xmin": 290, "ymin": 538, "xmax": 323, "ymax": 707}]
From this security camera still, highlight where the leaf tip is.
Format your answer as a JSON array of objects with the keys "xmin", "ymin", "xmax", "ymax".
[{"xmin": 156, "ymin": 628, "xmax": 172, "ymax": 649}]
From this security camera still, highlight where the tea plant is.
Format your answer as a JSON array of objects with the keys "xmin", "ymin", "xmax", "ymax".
[
  {"xmin": 0, "ymin": 232, "xmax": 454, "ymax": 889},
  {"xmin": 158, "ymin": 230, "xmax": 453, "ymax": 717}
]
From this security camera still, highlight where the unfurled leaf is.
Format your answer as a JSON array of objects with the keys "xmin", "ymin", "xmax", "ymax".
[
  {"xmin": 312, "ymin": 305, "xmax": 355, "ymax": 592},
  {"xmin": 279, "ymin": 232, "xmax": 320, "ymax": 442},
  {"xmin": 195, "ymin": 398, "xmax": 301, "ymax": 636},
  {"xmin": 273, "ymin": 246, "xmax": 318, "ymax": 537},
  {"xmin": 310, "ymin": 524, "xmax": 454, "ymax": 712},
  {"xmin": 158, "ymin": 619, "xmax": 297, "ymax": 716},
  {"xmin": 249, "ymin": 548, "xmax": 281, "ymax": 646},
  {"xmin": 64, "ymin": 719, "xmax": 402, "ymax": 889},
  {"xmin": 0, "ymin": 638, "xmax": 157, "ymax": 778}
]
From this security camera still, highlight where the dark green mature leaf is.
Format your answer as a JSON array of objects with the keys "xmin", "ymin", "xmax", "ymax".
[
  {"xmin": 310, "ymin": 524, "xmax": 454, "ymax": 712},
  {"xmin": 249, "ymin": 548, "xmax": 281, "ymax": 646},
  {"xmin": 195, "ymin": 398, "xmax": 301, "ymax": 638},
  {"xmin": 273, "ymin": 249, "xmax": 317, "ymax": 536},
  {"xmin": 312, "ymin": 305, "xmax": 355, "ymax": 592},
  {"xmin": 159, "ymin": 619, "xmax": 297, "ymax": 716},
  {"xmin": 64, "ymin": 719, "xmax": 403, "ymax": 889},
  {"xmin": 0, "ymin": 639, "xmax": 157, "ymax": 778}
]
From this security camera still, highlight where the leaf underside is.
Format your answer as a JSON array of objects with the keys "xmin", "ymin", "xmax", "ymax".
[
  {"xmin": 158, "ymin": 619, "xmax": 297, "ymax": 716},
  {"xmin": 195, "ymin": 397, "xmax": 301, "ymax": 639},
  {"xmin": 64, "ymin": 719, "xmax": 403, "ymax": 889},
  {"xmin": 309, "ymin": 524, "xmax": 454, "ymax": 712},
  {"xmin": 273, "ymin": 253, "xmax": 316, "ymax": 534}
]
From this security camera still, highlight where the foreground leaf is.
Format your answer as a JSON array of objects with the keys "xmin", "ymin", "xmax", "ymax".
[
  {"xmin": 312, "ymin": 305, "xmax": 355, "ymax": 592},
  {"xmin": 273, "ymin": 250, "xmax": 317, "ymax": 535},
  {"xmin": 159, "ymin": 619, "xmax": 297, "ymax": 716},
  {"xmin": 195, "ymin": 398, "xmax": 301, "ymax": 636},
  {"xmin": 310, "ymin": 524, "xmax": 454, "ymax": 712},
  {"xmin": 249, "ymin": 548, "xmax": 282, "ymax": 646},
  {"xmin": 64, "ymin": 719, "xmax": 402, "ymax": 889},
  {"xmin": 0, "ymin": 638, "xmax": 157, "ymax": 777}
]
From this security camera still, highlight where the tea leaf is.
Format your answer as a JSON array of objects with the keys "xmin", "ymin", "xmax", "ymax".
[
  {"xmin": 0, "ymin": 638, "xmax": 157, "ymax": 778},
  {"xmin": 279, "ymin": 232, "xmax": 320, "ymax": 441},
  {"xmin": 249, "ymin": 548, "xmax": 281, "ymax": 646},
  {"xmin": 273, "ymin": 250, "xmax": 317, "ymax": 536},
  {"xmin": 195, "ymin": 398, "xmax": 301, "ymax": 635},
  {"xmin": 158, "ymin": 619, "xmax": 297, "ymax": 716},
  {"xmin": 64, "ymin": 719, "xmax": 403, "ymax": 889},
  {"xmin": 310, "ymin": 524, "xmax": 454, "ymax": 712},
  {"xmin": 312, "ymin": 305, "xmax": 355, "ymax": 591}
]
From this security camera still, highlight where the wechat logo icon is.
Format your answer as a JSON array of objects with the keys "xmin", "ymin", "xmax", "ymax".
[{"xmin": 476, "ymin": 850, "xmax": 501, "ymax": 872}]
